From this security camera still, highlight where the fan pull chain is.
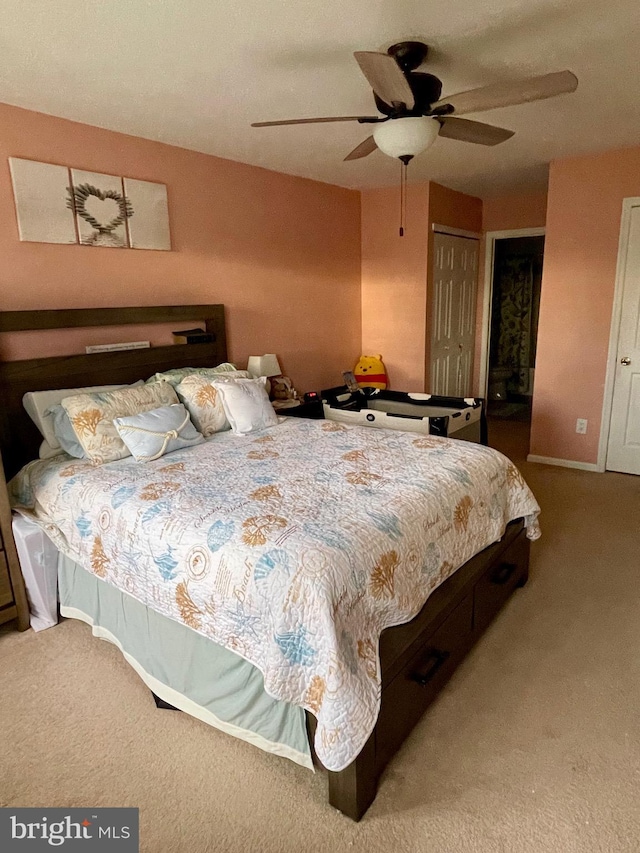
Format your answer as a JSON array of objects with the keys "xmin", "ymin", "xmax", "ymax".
[
  {"xmin": 402, "ymin": 160, "xmax": 407, "ymax": 235},
  {"xmin": 398, "ymin": 155, "xmax": 412, "ymax": 237},
  {"xmin": 399, "ymin": 159, "xmax": 405, "ymax": 237}
]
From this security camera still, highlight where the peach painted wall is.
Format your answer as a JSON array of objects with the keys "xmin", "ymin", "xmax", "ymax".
[
  {"xmin": 429, "ymin": 181, "xmax": 483, "ymax": 234},
  {"xmin": 531, "ymin": 145, "xmax": 640, "ymax": 464},
  {"xmin": 361, "ymin": 180, "xmax": 481, "ymax": 392},
  {"xmin": 361, "ymin": 183, "xmax": 430, "ymax": 390},
  {"xmin": 482, "ymin": 190, "xmax": 548, "ymax": 232},
  {"xmin": 472, "ymin": 189, "xmax": 548, "ymax": 393},
  {"xmin": 0, "ymin": 102, "xmax": 361, "ymax": 393}
]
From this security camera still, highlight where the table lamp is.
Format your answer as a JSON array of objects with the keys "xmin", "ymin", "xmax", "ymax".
[{"xmin": 247, "ymin": 354, "xmax": 282, "ymax": 396}]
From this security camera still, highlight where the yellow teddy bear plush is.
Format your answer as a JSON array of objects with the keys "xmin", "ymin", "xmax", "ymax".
[{"xmin": 353, "ymin": 354, "xmax": 388, "ymax": 390}]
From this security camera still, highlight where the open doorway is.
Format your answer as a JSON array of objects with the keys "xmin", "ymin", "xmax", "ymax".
[{"xmin": 480, "ymin": 231, "xmax": 545, "ymax": 460}]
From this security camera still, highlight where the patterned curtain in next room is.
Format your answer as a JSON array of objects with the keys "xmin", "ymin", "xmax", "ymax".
[{"xmin": 497, "ymin": 255, "xmax": 535, "ymax": 394}]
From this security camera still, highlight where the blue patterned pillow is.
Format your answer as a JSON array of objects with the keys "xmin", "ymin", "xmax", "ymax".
[
  {"xmin": 113, "ymin": 404, "xmax": 204, "ymax": 462},
  {"xmin": 50, "ymin": 404, "xmax": 86, "ymax": 458}
]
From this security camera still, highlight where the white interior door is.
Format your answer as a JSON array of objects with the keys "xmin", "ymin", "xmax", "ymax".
[
  {"xmin": 607, "ymin": 203, "xmax": 640, "ymax": 474},
  {"xmin": 431, "ymin": 232, "xmax": 479, "ymax": 396}
]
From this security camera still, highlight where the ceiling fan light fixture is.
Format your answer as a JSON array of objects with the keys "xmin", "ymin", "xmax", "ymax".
[{"xmin": 373, "ymin": 116, "xmax": 439, "ymax": 159}]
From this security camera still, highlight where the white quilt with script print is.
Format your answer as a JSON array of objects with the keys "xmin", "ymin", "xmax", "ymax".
[{"xmin": 11, "ymin": 418, "xmax": 540, "ymax": 771}]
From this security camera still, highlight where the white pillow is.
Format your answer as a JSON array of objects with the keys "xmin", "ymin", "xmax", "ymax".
[
  {"xmin": 24, "ymin": 381, "xmax": 143, "ymax": 457},
  {"xmin": 212, "ymin": 376, "xmax": 279, "ymax": 436},
  {"xmin": 114, "ymin": 404, "xmax": 204, "ymax": 462},
  {"xmin": 38, "ymin": 440, "xmax": 65, "ymax": 460}
]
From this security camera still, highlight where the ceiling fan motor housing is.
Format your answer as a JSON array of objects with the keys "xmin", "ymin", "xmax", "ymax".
[
  {"xmin": 386, "ymin": 41, "xmax": 429, "ymax": 71},
  {"xmin": 375, "ymin": 71, "xmax": 443, "ymax": 115}
]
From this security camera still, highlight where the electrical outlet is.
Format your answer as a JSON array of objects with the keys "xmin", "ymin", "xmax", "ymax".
[{"xmin": 576, "ymin": 418, "xmax": 588, "ymax": 434}]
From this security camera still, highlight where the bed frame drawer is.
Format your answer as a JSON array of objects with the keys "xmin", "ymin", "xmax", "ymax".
[
  {"xmin": 473, "ymin": 530, "xmax": 529, "ymax": 634},
  {"xmin": 376, "ymin": 593, "xmax": 473, "ymax": 770},
  {"xmin": 327, "ymin": 524, "xmax": 530, "ymax": 820}
]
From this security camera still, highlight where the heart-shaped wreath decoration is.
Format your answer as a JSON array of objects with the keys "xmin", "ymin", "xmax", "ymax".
[{"xmin": 67, "ymin": 183, "xmax": 134, "ymax": 233}]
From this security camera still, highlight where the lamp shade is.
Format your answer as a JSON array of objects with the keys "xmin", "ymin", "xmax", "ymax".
[
  {"xmin": 373, "ymin": 117, "xmax": 440, "ymax": 159},
  {"xmin": 247, "ymin": 354, "xmax": 282, "ymax": 378}
]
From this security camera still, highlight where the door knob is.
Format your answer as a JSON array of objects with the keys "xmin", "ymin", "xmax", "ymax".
[{"xmin": 621, "ymin": 357, "xmax": 631, "ymax": 366}]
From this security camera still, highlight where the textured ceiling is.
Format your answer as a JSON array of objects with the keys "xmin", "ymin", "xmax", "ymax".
[{"xmin": 1, "ymin": 0, "xmax": 639, "ymax": 196}]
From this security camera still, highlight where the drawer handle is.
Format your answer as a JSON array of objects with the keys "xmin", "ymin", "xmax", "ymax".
[
  {"xmin": 411, "ymin": 649, "xmax": 450, "ymax": 686},
  {"xmin": 492, "ymin": 562, "xmax": 516, "ymax": 585}
]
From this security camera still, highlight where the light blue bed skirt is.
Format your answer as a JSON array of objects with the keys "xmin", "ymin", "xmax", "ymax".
[{"xmin": 58, "ymin": 554, "xmax": 313, "ymax": 769}]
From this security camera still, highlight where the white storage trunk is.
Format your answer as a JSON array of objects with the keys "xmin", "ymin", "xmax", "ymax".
[
  {"xmin": 322, "ymin": 388, "xmax": 485, "ymax": 443},
  {"xmin": 12, "ymin": 514, "xmax": 59, "ymax": 631}
]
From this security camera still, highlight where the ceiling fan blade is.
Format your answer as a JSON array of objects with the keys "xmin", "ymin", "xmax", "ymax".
[
  {"xmin": 344, "ymin": 136, "xmax": 378, "ymax": 161},
  {"xmin": 433, "ymin": 70, "xmax": 578, "ymax": 116},
  {"xmin": 353, "ymin": 51, "xmax": 415, "ymax": 109},
  {"xmin": 437, "ymin": 116, "xmax": 515, "ymax": 146},
  {"xmin": 251, "ymin": 116, "xmax": 379, "ymax": 127}
]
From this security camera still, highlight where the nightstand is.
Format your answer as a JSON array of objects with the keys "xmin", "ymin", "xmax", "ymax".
[
  {"xmin": 280, "ymin": 400, "xmax": 325, "ymax": 420},
  {"xmin": 0, "ymin": 450, "xmax": 29, "ymax": 630}
]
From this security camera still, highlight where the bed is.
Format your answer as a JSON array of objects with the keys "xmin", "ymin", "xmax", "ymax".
[{"xmin": 0, "ymin": 305, "xmax": 540, "ymax": 820}]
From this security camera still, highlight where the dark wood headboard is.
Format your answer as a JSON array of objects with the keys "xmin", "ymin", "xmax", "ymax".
[{"xmin": 0, "ymin": 305, "xmax": 227, "ymax": 478}]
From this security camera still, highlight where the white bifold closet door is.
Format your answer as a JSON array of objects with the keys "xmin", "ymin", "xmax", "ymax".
[{"xmin": 431, "ymin": 232, "xmax": 479, "ymax": 397}]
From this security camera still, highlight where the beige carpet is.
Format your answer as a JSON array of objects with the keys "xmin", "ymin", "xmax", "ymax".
[{"xmin": 2, "ymin": 425, "xmax": 640, "ymax": 852}]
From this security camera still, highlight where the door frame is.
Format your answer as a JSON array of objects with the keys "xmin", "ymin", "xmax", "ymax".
[
  {"xmin": 432, "ymin": 223, "xmax": 481, "ymax": 240},
  {"xmin": 597, "ymin": 197, "xmax": 640, "ymax": 472},
  {"xmin": 478, "ymin": 227, "xmax": 546, "ymax": 400}
]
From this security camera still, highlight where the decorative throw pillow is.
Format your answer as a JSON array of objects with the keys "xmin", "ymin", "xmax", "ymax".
[
  {"xmin": 50, "ymin": 405, "xmax": 86, "ymax": 458},
  {"xmin": 23, "ymin": 381, "xmax": 143, "ymax": 457},
  {"xmin": 61, "ymin": 382, "xmax": 178, "ymax": 464},
  {"xmin": 148, "ymin": 363, "xmax": 247, "ymax": 387},
  {"xmin": 175, "ymin": 374, "xmax": 230, "ymax": 436},
  {"xmin": 212, "ymin": 376, "xmax": 279, "ymax": 436},
  {"xmin": 113, "ymin": 404, "xmax": 204, "ymax": 462}
]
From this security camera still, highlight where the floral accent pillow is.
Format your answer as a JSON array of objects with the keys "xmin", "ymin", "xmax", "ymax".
[
  {"xmin": 61, "ymin": 382, "xmax": 178, "ymax": 464},
  {"xmin": 23, "ymin": 380, "xmax": 143, "ymax": 458},
  {"xmin": 175, "ymin": 374, "xmax": 229, "ymax": 436}
]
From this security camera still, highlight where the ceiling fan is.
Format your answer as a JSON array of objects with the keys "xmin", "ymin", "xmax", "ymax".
[{"xmin": 251, "ymin": 41, "xmax": 578, "ymax": 163}]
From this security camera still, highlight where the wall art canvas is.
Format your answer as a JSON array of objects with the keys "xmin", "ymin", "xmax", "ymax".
[
  {"xmin": 124, "ymin": 178, "xmax": 171, "ymax": 250},
  {"xmin": 9, "ymin": 158, "xmax": 77, "ymax": 244},
  {"xmin": 8, "ymin": 157, "xmax": 172, "ymax": 250},
  {"xmin": 69, "ymin": 169, "xmax": 131, "ymax": 248}
]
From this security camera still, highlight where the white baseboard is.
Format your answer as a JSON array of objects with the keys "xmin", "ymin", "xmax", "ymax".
[{"xmin": 526, "ymin": 454, "xmax": 601, "ymax": 472}]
